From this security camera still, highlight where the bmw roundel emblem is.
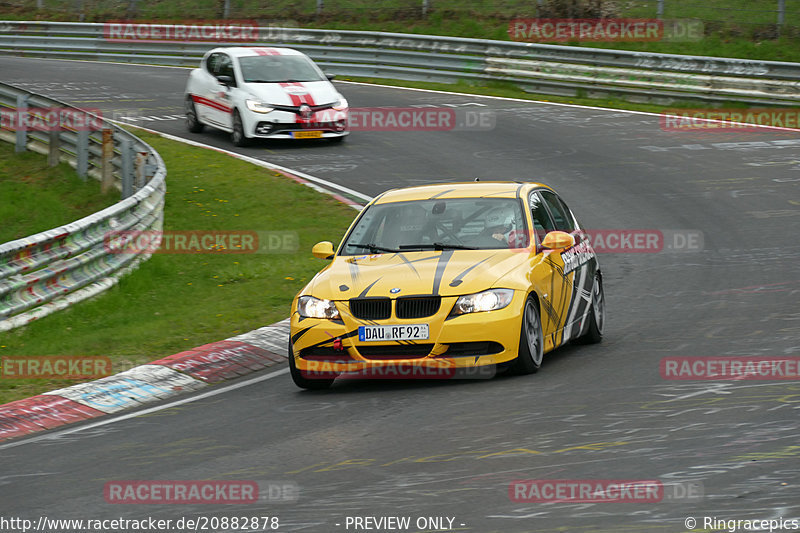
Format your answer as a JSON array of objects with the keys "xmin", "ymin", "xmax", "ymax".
[{"xmin": 390, "ymin": 287, "xmax": 401, "ymax": 294}]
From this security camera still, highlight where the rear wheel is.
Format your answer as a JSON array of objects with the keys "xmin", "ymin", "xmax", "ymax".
[
  {"xmin": 288, "ymin": 341, "xmax": 336, "ymax": 390},
  {"xmin": 577, "ymin": 272, "xmax": 604, "ymax": 344},
  {"xmin": 510, "ymin": 295, "xmax": 543, "ymax": 374},
  {"xmin": 231, "ymin": 110, "xmax": 251, "ymax": 147},
  {"xmin": 185, "ymin": 97, "xmax": 204, "ymax": 133}
]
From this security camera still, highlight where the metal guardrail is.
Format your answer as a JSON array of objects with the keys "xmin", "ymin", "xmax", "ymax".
[
  {"xmin": 0, "ymin": 80, "xmax": 166, "ymax": 332},
  {"xmin": 1, "ymin": 21, "xmax": 799, "ymax": 105}
]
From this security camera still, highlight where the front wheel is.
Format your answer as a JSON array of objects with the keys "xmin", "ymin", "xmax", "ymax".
[
  {"xmin": 510, "ymin": 295, "xmax": 544, "ymax": 375},
  {"xmin": 231, "ymin": 110, "xmax": 251, "ymax": 147},
  {"xmin": 288, "ymin": 341, "xmax": 336, "ymax": 390}
]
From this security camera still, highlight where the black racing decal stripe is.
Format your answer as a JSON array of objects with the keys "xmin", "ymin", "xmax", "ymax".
[
  {"xmin": 393, "ymin": 253, "xmax": 421, "ymax": 277},
  {"xmin": 540, "ymin": 294, "xmax": 560, "ymax": 328},
  {"xmin": 431, "ymin": 249, "xmax": 455, "ymax": 296},
  {"xmin": 303, "ymin": 328, "xmax": 361, "ymax": 350},
  {"xmin": 291, "ymin": 326, "xmax": 315, "ymax": 344},
  {"xmin": 569, "ymin": 261, "xmax": 597, "ymax": 339},
  {"xmin": 449, "ymin": 256, "xmax": 492, "ymax": 287},
  {"xmin": 357, "ymin": 277, "xmax": 382, "ymax": 298},
  {"xmin": 430, "ymin": 188, "xmax": 457, "ymax": 199}
]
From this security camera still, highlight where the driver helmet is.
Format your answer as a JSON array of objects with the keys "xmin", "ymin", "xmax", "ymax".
[{"xmin": 484, "ymin": 205, "xmax": 517, "ymax": 232}]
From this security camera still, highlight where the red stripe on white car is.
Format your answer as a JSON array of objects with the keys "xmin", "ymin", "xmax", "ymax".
[
  {"xmin": 192, "ymin": 94, "xmax": 233, "ymax": 114},
  {"xmin": 279, "ymin": 82, "xmax": 317, "ymax": 124},
  {"xmin": 250, "ymin": 47, "xmax": 281, "ymax": 55}
]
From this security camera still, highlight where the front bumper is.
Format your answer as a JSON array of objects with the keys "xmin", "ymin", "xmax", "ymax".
[
  {"xmin": 244, "ymin": 109, "xmax": 348, "ymax": 139},
  {"xmin": 289, "ymin": 292, "xmax": 525, "ymax": 376}
]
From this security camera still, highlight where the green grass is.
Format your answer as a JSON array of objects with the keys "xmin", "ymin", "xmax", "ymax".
[
  {"xmin": 0, "ymin": 131, "xmax": 357, "ymax": 404},
  {"xmin": 3, "ymin": 0, "xmax": 799, "ymax": 62},
  {"xmin": 0, "ymin": 142, "xmax": 118, "ymax": 243}
]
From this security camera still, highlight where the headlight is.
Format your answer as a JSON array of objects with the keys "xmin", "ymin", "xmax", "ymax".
[
  {"xmin": 332, "ymin": 98, "xmax": 348, "ymax": 111},
  {"xmin": 297, "ymin": 295, "xmax": 340, "ymax": 319},
  {"xmin": 246, "ymin": 99, "xmax": 274, "ymax": 113},
  {"xmin": 451, "ymin": 289, "xmax": 514, "ymax": 315}
]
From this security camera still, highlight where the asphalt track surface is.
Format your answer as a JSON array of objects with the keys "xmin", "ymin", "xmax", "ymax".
[{"xmin": 1, "ymin": 57, "xmax": 800, "ymax": 533}]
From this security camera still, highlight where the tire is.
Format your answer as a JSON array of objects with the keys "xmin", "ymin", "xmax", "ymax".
[
  {"xmin": 231, "ymin": 110, "xmax": 251, "ymax": 147},
  {"xmin": 288, "ymin": 341, "xmax": 336, "ymax": 390},
  {"xmin": 510, "ymin": 295, "xmax": 544, "ymax": 375},
  {"xmin": 577, "ymin": 272, "xmax": 605, "ymax": 344},
  {"xmin": 185, "ymin": 97, "xmax": 204, "ymax": 133}
]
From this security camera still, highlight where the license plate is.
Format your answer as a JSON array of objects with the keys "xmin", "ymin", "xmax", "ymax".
[
  {"xmin": 358, "ymin": 324, "xmax": 430, "ymax": 342},
  {"xmin": 293, "ymin": 131, "xmax": 323, "ymax": 139}
]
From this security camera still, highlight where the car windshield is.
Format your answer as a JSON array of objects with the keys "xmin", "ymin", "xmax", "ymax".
[
  {"xmin": 340, "ymin": 197, "xmax": 528, "ymax": 255},
  {"xmin": 238, "ymin": 55, "xmax": 326, "ymax": 83}
]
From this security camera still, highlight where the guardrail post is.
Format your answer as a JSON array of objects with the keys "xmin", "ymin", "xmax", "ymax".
[
  {"xmin": 657, "ymin": 0, "xmax": 664, "ymax": 19},
  {"xmin": 48, "ymin": 130, "xmax": 61, "ymax": 167},
  {"xmin": 101, "ymin": 128, "xmax": 114, "ymax": 193},
  {"xmin": 15, "ymin": 94, "xmax": 28, "ymax": 153},
  {"xmin": 422, "ymin": 0, "xmax": 430, "ymax": 16},
  {"xmin": 778, "ymin": 0, "xmax": 786, "ymax": 36},
  {"xmin": 76, "ymin": 128, "xmax": 89, "ymax": 180},
  {"xmin": 134, "ymin": 151, "xmax": 148, "ymax": 190},
  {"xmin": 316, "ymin": 0, "xmax": 323, "ymax": 16},
  {"xmin": 120, "ymin": 137, "xmax": 133, "ymax": 198}
]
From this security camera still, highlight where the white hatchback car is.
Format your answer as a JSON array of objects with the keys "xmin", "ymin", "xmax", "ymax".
[{"xmin": 184, "ymin": 47, "xmax": 349, "ymax": 145}]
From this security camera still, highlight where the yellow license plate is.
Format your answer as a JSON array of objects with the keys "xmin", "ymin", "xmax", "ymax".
[{"xmin": 293, "ymin": 131, "xmax": 323, "ymax": 139}]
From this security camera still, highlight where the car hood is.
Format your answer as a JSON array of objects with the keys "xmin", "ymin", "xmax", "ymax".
[
  {"xmin": 241, "ymin": 80, "xmax": 339, "ymax": 107},
  {"xmin": 306, "ymin": 249, "xmax": 531, "ymax": 300}
]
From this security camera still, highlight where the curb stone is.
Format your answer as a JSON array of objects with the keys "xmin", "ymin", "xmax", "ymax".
[{"xmin": 0, "ymin": 319, "xmax": 290, "ymax": 442}]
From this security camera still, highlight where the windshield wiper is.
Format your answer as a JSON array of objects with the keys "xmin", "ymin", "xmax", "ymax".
[
  {"xmin": 399, "ymin": 243, "xmax": 478, "ymax": 251},
  {"xmin": 349, "ymin": 243, "xmax": 400, "ymax": 253}
]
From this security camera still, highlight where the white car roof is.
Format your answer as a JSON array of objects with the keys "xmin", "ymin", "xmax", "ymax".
[{"xmin": 207, "ymin": 46, "xmax": 306, "ymax": 58}]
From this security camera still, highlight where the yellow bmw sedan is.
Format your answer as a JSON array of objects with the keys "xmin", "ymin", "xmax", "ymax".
[{"xmin": 289, "ymin": 182, "xmax": 604, "ymax": 389}]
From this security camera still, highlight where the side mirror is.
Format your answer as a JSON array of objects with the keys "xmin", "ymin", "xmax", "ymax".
[
  {"xmin": 540, "ymin": 231, "xmax": 575, "ymax": 251},
  {"xmin": 217, "ymin": 75, "xmax": 234, "ymax": 86},
  {"xmin": 325, "ymin": 73, "xmax": 336, "ymax": 81},
  {"xmin": 312, "ymin": 241, "xmax": 335, "ymax": 260}
]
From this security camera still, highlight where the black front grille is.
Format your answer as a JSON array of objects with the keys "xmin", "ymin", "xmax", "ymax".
[
  {"xmin": 396, "ymin": 296, "xmax": 441, "ymax": 319},
  {"xmin": 442, "ymin": 341, "xmax": 504, "ymax": 357},
  {"xmin": 272, "ymin": 103, "xmax": 335, "ymax": 115},
  {"xmin": 357, "ymin": 344, "xmax": 434, "ymax": 359},
  {"xmin": 299, "ymin": 347, "xmax": 353, "ymax": 363},
  {"xmin": 256, "ymin": 122, "xmax": 342, "ymax": 134},
  {"xmin": 350, "ymin": 298, "xmax": 391, "ymax": 320}
]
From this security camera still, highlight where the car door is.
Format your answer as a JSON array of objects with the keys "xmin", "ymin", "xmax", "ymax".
[
  {"xmin": 211, "ymin": 53, "xmax": 236, "ymax": 130},
  {"xmin": 528, "ymin": 190, "xmax": 571, "ymax": 351},
  {"xmin": 198, "ymin": 52, "xmax": 234, "ymax": 129},
  {"xmin": 539, "ymin": 189, "xmax": 597, "ymax": 344}
]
